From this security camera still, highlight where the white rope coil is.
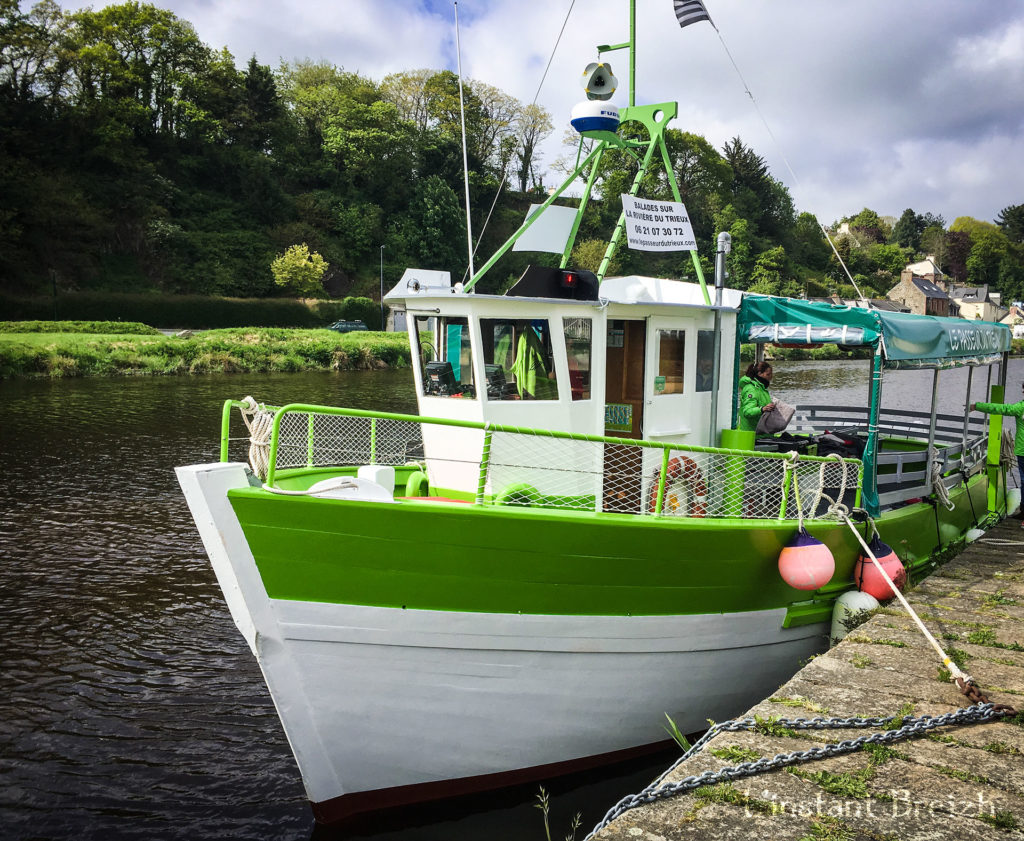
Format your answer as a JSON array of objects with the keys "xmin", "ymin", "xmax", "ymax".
[
  {"xmin": 930, "ymin": 460, "xmax": 956, "ymax": 511},
  {"xmin": 239, "ymin": 396, "xmax": 274, "ymax": 480}
]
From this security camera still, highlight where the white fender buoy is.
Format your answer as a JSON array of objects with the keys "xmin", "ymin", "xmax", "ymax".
[
  {"xmin": 1007, "ymin": 487, "xmax": 1021, "ymax": 517},
  {"xmin": 965, "ymin": 527, "xmax": 985, "ymax": 543},
  {"xmin": 831, "ymin": 590, "xmax": 880, "ymax": 646}
]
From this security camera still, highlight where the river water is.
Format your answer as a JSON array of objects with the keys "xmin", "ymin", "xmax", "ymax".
[{"xmin": 0, "ymin": 360, "xmax": 1018, "ymax": 840}]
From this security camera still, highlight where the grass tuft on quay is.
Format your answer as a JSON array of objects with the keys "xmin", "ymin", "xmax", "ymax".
[{"xmin": 0, "ymin": 322, "xmax": 412, "ymax": 379}]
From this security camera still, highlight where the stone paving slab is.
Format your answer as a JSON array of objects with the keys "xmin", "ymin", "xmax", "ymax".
[{"xmin": 593, "ymin": 519, "xmax": 1024, "ymax": 840}]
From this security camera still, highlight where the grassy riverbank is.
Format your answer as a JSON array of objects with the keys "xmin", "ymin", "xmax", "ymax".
[{"xmin": 0, "ymin": 322, "xmax": 411, "ymax": 379}]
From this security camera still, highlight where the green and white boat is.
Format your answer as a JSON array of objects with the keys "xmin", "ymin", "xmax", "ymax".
[{"xmin": 176, "ymin": 3, "xmax": 1012, "ymax": 825}]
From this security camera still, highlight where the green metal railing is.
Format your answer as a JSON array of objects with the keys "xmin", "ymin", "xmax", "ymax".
[{"xmin": 220, "ymin": 399, "xmax": 864, "ymax": 520}]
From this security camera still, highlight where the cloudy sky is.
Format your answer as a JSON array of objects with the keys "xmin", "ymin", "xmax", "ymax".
[{"xmin": 60, "ymin": 0, "xmax": 1024, "ymax": 227}]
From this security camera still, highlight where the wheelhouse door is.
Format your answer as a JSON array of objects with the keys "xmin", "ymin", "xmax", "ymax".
[
  {"xmin": 643, "ymin": 318, "xmax": 691, "ymax": 441},
  {"xmin": 603, "ymin": 319, "xmax": 646, "ymax": 512},
  {"xmin": 604, "ymin": 319, "xmax": 645, "ymax": 439}
]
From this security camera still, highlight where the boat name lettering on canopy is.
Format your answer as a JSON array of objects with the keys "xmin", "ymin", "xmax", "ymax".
[
  {"xmin": 948, "ymin": 326, "xmax": 1003, "ymax": 354},
  {"xmin": 621, "ymin": 195, "xmax": 697, "ymax": 252}
]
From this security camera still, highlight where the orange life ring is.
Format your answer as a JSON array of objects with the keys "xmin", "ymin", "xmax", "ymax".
[{"xmin": 649, "ymin": 456, "xmax": 707, "ymax": 517}]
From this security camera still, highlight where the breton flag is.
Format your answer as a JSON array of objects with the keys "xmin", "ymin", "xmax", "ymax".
[{"xmin": 673, "ymin": 0, "xmax": 712, "ymax": 29}]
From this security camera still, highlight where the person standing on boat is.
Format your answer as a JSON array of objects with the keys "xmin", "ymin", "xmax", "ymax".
[
  {"xmin": 738, "ymin": 361, "xmax": 776, "ymax": 432},
  {"xmin": 971, "ymin": 390, "xmax": 1024, "ymax": 514}
]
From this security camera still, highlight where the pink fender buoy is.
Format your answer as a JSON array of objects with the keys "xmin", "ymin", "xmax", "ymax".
[
  {"xmin": 854, "ymin": 535, "xmax": 906, "ymax": 600},
  {"xmin": 778, "ymin": 528, "xmax": 835, "ymax": 591}
]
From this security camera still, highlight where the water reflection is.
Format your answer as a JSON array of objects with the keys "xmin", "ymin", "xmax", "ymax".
[
  {"xmin": 0, "ymin": 371, "xmax": 416, "ymax": 840},
  {"xmin": 1, "ymin": 360, "xmax": 1019, "ymax": 839}
]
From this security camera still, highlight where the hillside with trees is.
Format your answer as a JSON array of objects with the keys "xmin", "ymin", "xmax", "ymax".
[{"xmin": 2, "ymin": 0, "xmax": 1023, "ymax": 312}]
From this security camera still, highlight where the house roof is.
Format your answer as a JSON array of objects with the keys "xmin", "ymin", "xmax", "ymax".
[
  {"xmin": 948, "ymin": 285, "xmax": 988, "ymax": 303},
  {"xmin": 911, "ymin": 277, "xmax": 948, "ymax": 299},
  {"xmin": 868, "ymin": 299, "xmax": 910, "ymax": 312}
]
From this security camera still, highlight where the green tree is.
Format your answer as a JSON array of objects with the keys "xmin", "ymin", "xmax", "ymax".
[
  {"xmin": 998, "ymin": 250, "xmax": 1024, "ymax": 302},
  {"xmin": 945, "ymin": 230, "xmax": 971, "ymax": 282},
  {"xmin": 271, "ymin": 243, "xmax": 328, "ymax": 296},
  {"xmin": 514, "ymin": 102, "xmax": 553, "ymax": 192},
  {"xmin": 846, "ymin": 207, "xmax": 889, "ymax": 244},
  {"xmin": 791, "ymin": 212, "xmax": 830, "ymax": 269},
  {"xmin": 965, "ymin": 228, "xmax": 1009, "ymax": 287},
  {"xmin": 747, "ymin": 245, "xmax": 788, "ymax": 294},
  {"xmin": 665, "ymin": 130, "xmax": 732, "ymax": 246},
  {"xmin": 380, "ymin": 68, "xmax": 434, "ymax": 130},
  {"xmin": 867, "ymin": 243, "xmax": 908, "ymax": 276},
  {"xmin": 891, "ymin": 208, "xmax": 923, "ymax": 250},
  {"xmin": 996, "ymin": 204, "xmax": 1024, "ymax": 243},
  {"xmin": 402, "ymin": 174, "xmax": 465, "ymax": 272},
  {"xmin": 238, "ymin": 55, "xmax": 283, "ymax": 150},
  {"xmin": 713, "ymin": 204, "xmax": 752, "ymax": 288},
  {"xmin": 571, "ymin": 238, "xmax": 622, "ymax": 276},
  {"xmin": 920, "ymin": 224, "xmax": 948, "ymax": 266}
]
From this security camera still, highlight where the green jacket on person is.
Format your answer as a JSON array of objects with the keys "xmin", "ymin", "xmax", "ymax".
[
  {"xmin": 975, "ymin": 399, "xmax": 1024, "ymax": 455},
  {"xmin": 738, "ymin": 375, "xmax": 771, "ymax": 432}
]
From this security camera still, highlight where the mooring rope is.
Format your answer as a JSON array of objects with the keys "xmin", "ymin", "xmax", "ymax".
[
  {"xmin": 838, "ymin": 508, "xmax": 970, "ymax": 685},
  {"xmin": 239, "ymin": 396, "xmax": 274, "ymax": 480},
  {"xmin": 837, "ymin": 509, "xmax": 1017, "ymax": 714}
]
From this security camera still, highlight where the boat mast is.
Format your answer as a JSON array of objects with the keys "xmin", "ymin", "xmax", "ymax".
[
  {"xmin": 454, "ymin": 1, "xmax": 476, "ymax": 283},
  {"xmin": 463, "ymin": 0, "xmax": 710, "ymax": 303}
]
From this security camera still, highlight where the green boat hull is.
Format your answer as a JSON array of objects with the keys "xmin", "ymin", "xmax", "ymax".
[{"xmin": 227, "ymin": 473, "xmax": 987, "ymax": 619}]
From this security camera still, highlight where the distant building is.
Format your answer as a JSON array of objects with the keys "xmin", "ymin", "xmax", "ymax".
[
  {"xmin": 948, "ymin": 285, "xmax": 1007, "ymax": 322},
  {"xmin": 886, "ymin": 275, "xmax": 950, "ymax": 316},
  {"xmin": 900, "ymin": 256, "xmax": 945, "ymax": 288},
  {"xmin": 1000, "ymin": 305, "xmax": 1024, "ymax": 339}
]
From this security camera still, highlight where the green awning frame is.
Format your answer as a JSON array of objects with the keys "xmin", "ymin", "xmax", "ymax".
[
  {"xmin": 738, "ymin": 295, "xmax": 1010, "ymax": 368},
  {"xmin": 736, "ymin": 295, "xmax": 1011, "ymax": 517}
]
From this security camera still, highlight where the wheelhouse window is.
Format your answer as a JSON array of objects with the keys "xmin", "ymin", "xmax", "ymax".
[
  {"xmin": 654, "ymin": 329, "xmax": 685, "ymax": 395},
  {"xmin": 480, "ymin": 318, "xmax": 558, "ymax": 400},
  {"xmin": 696, "ymin": 329, "xmax": 715, "ymax": 392},
  {"xmin": 413, "ymin": 315, "xmax": 476, "ymax": 399},
  {"xmin": 563, "ymin": 317, "xmax": 592, "ymax": 401}
]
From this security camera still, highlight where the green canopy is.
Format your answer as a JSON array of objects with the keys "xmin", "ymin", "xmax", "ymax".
[
  {"xmin": 738, "ymin": 295, "xmax": 1010, "ymax": 367},
  {"xmin": 737, "ymin": 295, "xmax": 1010, "ymax": 517},
  {"xmin": 879, "ymin": 309, "xmax": 1010, "ymax": 363}
]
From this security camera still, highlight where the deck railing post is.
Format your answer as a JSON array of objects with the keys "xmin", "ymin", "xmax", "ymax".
[
  {"xmin": 654, "ymin": 448, "xmax": 669, "ymax": 514},
  {"xmin": 960, "ymin": 365, "xmax": 974, "ymax": 469},
  {"xmin": 477, "ymin": 429, "xmax": 492, "ymax": 503},
  {"xmin": 986, "ymin": 382, "xmax": 1005, "ymax": 516},
  {"xmin": 925, "ymin": 369, "xmax": 940, "ymax": 496},
  {"xmin": 220, "ymin": 400, "xmax": 235, "ymax": 462}
]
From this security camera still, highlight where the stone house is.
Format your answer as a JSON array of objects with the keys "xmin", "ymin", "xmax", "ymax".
[{"xmin": 886, "ymin": 274, "xmax": 950, "ymax": 316}]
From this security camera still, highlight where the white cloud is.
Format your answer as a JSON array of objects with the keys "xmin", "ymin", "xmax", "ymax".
[{"xmin": 52, "ymin": 0, "xmax": 1024, "ymax": 227}]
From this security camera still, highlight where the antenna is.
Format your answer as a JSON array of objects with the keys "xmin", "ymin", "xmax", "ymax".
[{"xmin": 453, "ymin": 2, "xmax": 475, "ymax": 284}]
